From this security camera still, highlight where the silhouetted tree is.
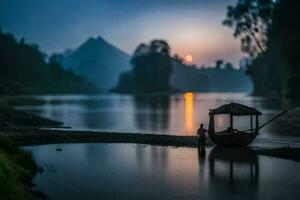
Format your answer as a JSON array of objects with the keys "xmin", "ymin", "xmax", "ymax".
[
  {"xmin": 224, "ymin": 0, "xmax": 300, "ymax": 98},
  {"xmin": 272, "ymin": 0, "xmax": 300, "ymax": 97},
  {"xmin": 215, "ymin": 60, "xmax": 224, "ymax": 70},
  {"xmin": 223, "ymin": 0, "xmax": 277, "ymax": 57},
  {"xmin": 115, "ymin": 39, "xmax": 173, "ymax": 93},
  {"xmin": 224, "ymin": 62, "xmax": 234, "ymax": 70},
  {"xmin": 173, "ymin": 54, "xmax": 184, "ymax": 64}
]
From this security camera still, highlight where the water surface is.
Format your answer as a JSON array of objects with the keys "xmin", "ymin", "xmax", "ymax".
[
  {"xmin": 25, "ymin": 143, "xmax": 300, "ymax": 200},
  {"xmin": 9, "ymin": 93, "xmax": 300, "ymax": 147}
]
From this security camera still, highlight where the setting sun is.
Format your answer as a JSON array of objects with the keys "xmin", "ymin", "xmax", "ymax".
[{"xmin": 184, "ymin": 54, "xmax": 193, "ymax": 63}]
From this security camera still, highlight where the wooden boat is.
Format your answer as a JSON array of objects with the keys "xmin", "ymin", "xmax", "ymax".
[
  {"xmin": 208, "ymin": 103, "xmax": 261, "ymax": 147},
  {"xmin": 208, "ymin": 131, "xmax": 258, "ymax": 147},
  {"xmin": 207, "ymin": 103, "xmax": 287, "ymax": 147}
]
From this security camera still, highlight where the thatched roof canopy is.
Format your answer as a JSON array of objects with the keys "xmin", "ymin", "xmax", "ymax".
[{"xmin": 209, "ymin": 103, "xmax": 262, "ymax": 116}]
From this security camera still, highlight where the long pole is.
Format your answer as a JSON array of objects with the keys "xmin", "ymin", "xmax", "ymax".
[
  {"xmin": 242, "ymin": 110, "xmax": 287, "ymax": 132},
  {"xmin": 258, "ymin": 110, "xmax": 288, "ymax": 130}
]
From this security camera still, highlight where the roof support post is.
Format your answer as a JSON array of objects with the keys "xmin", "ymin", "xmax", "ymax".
[
  {"xmin": 255, "ymin": 115, "xmax": 259, "ymax": 132},
  {"xmin": 209, "ymin": 114, "xmax": 215, "ymax": 134},
  {"xmin": 230, "ymin": 114, "xmax": 233, "ymax": 129},
  {"xmin": 250, "ymin": 115, "xmax": 253, "ymax": 133}
]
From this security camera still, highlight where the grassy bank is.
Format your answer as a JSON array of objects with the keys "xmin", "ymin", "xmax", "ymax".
[{"xmin": 0, "ymin": 135, "xmax": 39, "ymax": 199}]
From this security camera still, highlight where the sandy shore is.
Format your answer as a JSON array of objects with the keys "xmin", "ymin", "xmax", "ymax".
[{"xmin": 1, "ymin": 128, "xmax": 300, "ymax": 162}]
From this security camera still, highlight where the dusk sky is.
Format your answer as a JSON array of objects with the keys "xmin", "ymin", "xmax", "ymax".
[{"xmin": 0, "ymin": 0, "xmax": 244, "ymax": 66}]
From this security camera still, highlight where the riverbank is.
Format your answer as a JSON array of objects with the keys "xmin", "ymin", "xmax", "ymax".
[
  {"xmin": 1, "ymin": 128, "xmax": 198, "ymax": 147},
  {"xmin": 0, "ymin": 135, "xmax": 42, "ymax": 199},
  {"xmin": 1, "ymin": 104, "xmax": 300, "ymax": 162},
  {"xmin": 0, "ymin": 106, "xmax": 52, "ymax": 199},
  {"xmin": 0, "ymin": 128, "xmax": 299, "ymax": 162}
]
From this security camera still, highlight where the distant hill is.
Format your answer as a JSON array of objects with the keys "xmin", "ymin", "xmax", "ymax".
[
  {"xmin": 0, "ymin": 31, "xmax": 99, "ymax": 94},
  {"xmin": 56, "ymin": 37, "xmax": 131, "ymax": 90}
]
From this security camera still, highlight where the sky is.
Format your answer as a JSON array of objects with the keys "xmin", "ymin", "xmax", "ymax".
[{"xmin": 0, "ymin": 0, "xmax": 245, "ymax": 66}]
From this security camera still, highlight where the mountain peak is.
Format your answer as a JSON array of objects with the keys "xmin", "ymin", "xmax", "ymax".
[
  {"xmin": 96, "ymin": 36, "xmax": 105, "ymax": 41},
  {"xmin": 58, "ymin": 35, "xmax": 131, "ymax": 90},
  {"xmin": 85, "ymin": 36, "xmax": 105, "ymax": 45}
]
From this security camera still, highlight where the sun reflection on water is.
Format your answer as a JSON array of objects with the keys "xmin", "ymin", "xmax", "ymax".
[{"xmin": 184, "ymin": 92, "xmax": 195, "ymax": 134}]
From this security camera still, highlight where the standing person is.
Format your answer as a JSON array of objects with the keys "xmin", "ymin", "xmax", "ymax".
[{"xmin": 197, "ymin": 124, "xmax": 207, "ymax": 147}]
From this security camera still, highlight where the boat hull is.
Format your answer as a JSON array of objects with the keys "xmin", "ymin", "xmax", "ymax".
[{"xmin": 208, "ymin": 132, "xmax": 258, "ymax": 147}]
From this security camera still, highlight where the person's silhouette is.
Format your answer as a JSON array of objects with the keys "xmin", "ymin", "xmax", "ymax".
[{"xmin": 197, "ymin": 123, "xmax": 207, "ymax": 147}]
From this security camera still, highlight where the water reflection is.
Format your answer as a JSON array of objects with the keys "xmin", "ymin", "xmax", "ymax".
[
  {"xmin": 207, "ymin": 148, "xmax": 259, "ymax": 196},
  {"xmin": 10, "ymin": 94, "xmax": 300, "ymax": 142},
  {"xmin": 184, "ymin": 92, "xmax": 196, "ymax": 134},
  {"xmin": 134, "ymin": 95, "xmax": 170, "ymax": 132},
  {"xmin": 135, "ymin": 144, "xmax": 169, "ymax": 173},
  {"xmin": 25, "ymin": 144, "xmax": 300, "ymax": 199},
  {"xmin": 197, "ymin": 147, "xmax": 206, "ymax": 161}
]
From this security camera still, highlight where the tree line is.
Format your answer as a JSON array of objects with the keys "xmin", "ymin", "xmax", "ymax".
[
  {"xmin": 171, "ymin": 58, "xmax": 251, "ymax": 92},
  {"xmin": 0, "ymin": 30, "xmax": 98, "ymax": 94},
  {"xmin": 113, "ymin": 40, "xmax": 251, "ymax": 93},
  {"xmin": 113, "ymin": 40, "xmax": 173, "ymax": 93},
  {"xmin": 224, "ymin": 0, "xmax": 300, "ymax": 98}
]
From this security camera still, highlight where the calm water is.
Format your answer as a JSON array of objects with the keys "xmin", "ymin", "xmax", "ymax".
[
  {"xmin": 9, "ymin": 93, "xmax": 300, "ymax": 147},
  {"xmin": 25, "ymin": 143, "xmax": 300, "ymax": 200}
]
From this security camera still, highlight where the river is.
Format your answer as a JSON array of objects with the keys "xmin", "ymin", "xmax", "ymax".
[
  {"xmin": 12, "ymin": 92, "xmax": 300, "ymax": 199},
  {"xmin": 24, "ymin": 143, "xmax": 300, "ymax": 199},
  {"xmin": 10, "ymin": 92, "xmax": 300, "ymax": 148}
]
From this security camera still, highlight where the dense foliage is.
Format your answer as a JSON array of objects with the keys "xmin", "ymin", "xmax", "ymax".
[
  {"xmin": 223, "ymin": 0, "xmax": 276, "ymax": 57},
  {"xmin": 113, "ymin": 40, "xmax": 173, "ymax": 93},
  {"xmin": 0, "ymin": 31, "xmax": 99, "ymax": 94},
  {"xmin": 224, "ymin": 0, "xmax": 300, "ymax": 97}
]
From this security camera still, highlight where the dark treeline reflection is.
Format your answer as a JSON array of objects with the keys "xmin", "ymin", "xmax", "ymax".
[
  {"xmin": 134, "ymin": 95, "xmax": 170, "ymax": 132},
  {"xmin": 135, "ymin": 144, "xmax": 168, "ymax": 173}
]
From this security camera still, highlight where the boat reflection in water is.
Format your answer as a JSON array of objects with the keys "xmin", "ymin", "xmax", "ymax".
[{"xmin": 198, "ymin": 147, "xmax": 259, "ymax": 197}]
